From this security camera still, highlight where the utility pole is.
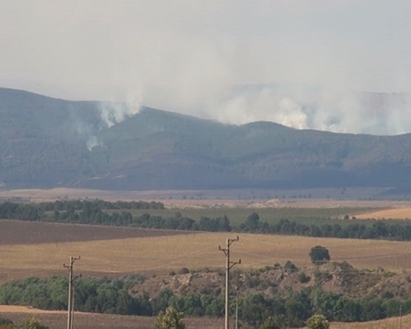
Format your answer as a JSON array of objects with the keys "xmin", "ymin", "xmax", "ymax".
[
  {"xmin": 399, "ymin": 304, "xmax": 402, "ymax": 329},
  {"xmin": 63, "ymin": 256, "xmax": 80, "ymax": 329},
  {"xmin": 235, "ymin": 289, "xmax": 239, "ymax": 329},
  {"xmin": 219, "ymin": 236, "xmax": 241, "ymax": 329}
]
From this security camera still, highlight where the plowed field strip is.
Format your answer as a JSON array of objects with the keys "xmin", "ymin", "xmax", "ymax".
[{"xmin": 0, "ymin": 220, "xmax": 189, "ymax": 245}]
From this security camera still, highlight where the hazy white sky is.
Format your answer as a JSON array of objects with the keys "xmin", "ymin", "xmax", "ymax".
[{"xmin": 1, "ymin": 1, "xmax": 411, "ymax": 133}]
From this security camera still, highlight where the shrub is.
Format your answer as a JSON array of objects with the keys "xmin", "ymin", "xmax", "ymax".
[
  {"xmin": 309, "ymin": 246, "xmax": 330, "ymax": 265},
  {"xmin": 306, "ymin": 314, "xmax": 329, "ymax": 329},
  {"xmin": 179, "ymin": 267, "xmax": 190, "ymax": 274},
  {"xmin": 298, "ymin": 272, "xmax": 311, "ymax": 284},
  {"xmin": 156, "ymin": 307, "xmax": 185, "ymax": 329},
  {"xmin": 284, "ymin": 261, "xmax": 298, "ymax": 274}
]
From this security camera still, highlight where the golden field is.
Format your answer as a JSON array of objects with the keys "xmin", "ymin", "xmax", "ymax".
[
  {"xmin": 1, "ymin": 231, "xmax": 411, "ymax": 276},
  {"xmin": 356, "ymin": 207, "xmax": 411, "ymax": 220}
]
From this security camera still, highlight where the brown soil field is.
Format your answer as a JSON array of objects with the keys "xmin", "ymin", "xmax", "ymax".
[
  {"xmin": 0, "ymin": 220, "xmax": 190, "ymax": 283},
  {"xmin": 0, "ymin": 220, "xmax": 189, "ymax": 245},
  {"xmin": 2, "ymin": 232, "xmax": 411, "ymax": 281},
  {"xmin": 356, "ymin": 207, "xmax": 411, "ymax": 220},
  {"xmin": 0, "ymin": 306, "xmax": 221, "ymax": 329}
]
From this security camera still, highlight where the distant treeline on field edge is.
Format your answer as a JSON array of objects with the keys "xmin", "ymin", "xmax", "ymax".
[{"xmin": 0, "ymin": 200, "xmax": 410, "ymax": 241}]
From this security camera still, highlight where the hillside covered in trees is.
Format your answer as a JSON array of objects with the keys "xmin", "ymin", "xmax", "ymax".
[
  {"xmin": 2, "ymin": 88, "xmax": 411, "ymax": 192},
  {"xmin": 1, "ymin": 261, "xmax": 411, "ymax": 328}
]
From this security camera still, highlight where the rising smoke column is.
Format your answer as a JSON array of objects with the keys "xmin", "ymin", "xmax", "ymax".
[{"xmin": 209, "ymin": 85, "xmax": 410, "ymax": 135}]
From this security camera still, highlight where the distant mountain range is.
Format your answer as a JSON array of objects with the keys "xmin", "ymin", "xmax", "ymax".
[{"xmin": 1, "ymin": 87, "xmax": 411, "ymax": 191}]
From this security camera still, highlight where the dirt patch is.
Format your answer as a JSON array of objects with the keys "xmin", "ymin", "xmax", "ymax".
[{"xmin": 0, "ymin": 220, "xmax": 190, "ymax": 245}]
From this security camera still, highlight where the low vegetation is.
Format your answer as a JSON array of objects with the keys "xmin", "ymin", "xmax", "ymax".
[
  {"xmin": 1, "ymin": 259, "xmax": 411, "ymax": 328},
  {"xmin": 0, "ymin": 317, "xmax": 49, "ymax": 329}
]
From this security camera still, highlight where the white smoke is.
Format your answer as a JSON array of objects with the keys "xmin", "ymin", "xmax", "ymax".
[
  {"xmin": 86, "ymin": 136, "xmax": 100, "ymax": 151},
  {"xmin": 99, "ymin": 98, "xmax": 141, "ymax": 128},
  {"xmin": 208, "ymin": 85, "xmax": 411, "ymax": 135}
]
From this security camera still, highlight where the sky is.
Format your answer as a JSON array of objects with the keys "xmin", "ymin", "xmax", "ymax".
[{"xmin": 1, "ymin": 0, "xmax": 411, "ymax": 134}]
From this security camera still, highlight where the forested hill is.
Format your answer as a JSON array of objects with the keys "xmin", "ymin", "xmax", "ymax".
[{"xmin": 1, "ymin": 87, "xmax": 411, "ymax": 191}]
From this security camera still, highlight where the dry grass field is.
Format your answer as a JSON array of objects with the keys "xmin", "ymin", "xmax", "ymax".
[
  {"xmin": 356, "ymin": 207, "xmax": 411, "ymax": 220},
  {"xmin": 0, "ymin": 305, "xmax": 409, "ymax": 329},
  {"xmin": 1, "ymin": 225, "xmax": 411, "ymax": 278},
  {"xmin": 0, "ymin": 220, "xmax": 190, "ymax": 282},
  {"xmin": 0, "ymin": 306, "xmax": 221, "ymax": 329},
  {"xmin": 331, "ymin": 314, "xmax": 410, "ymax": 328}
]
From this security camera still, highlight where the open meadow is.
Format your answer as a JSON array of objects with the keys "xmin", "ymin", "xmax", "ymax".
[{"xmin": 1, "ymin": 221, "xmax": 411, "ymax": 279}]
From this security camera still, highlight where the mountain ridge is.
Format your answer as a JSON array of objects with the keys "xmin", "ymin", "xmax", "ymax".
[{"xmin": 1, "ymin": 87, "xmax": 411, "ymax": 191}]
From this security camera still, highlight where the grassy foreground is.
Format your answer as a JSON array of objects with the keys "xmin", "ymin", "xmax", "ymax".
[
  {"xmin": 0, "ymin": 305, "xmax": 409, "ymax": 329},
  {"xmin": 0, "ymin": 306, "xmax": 221, "ymax": 329},
  {"xmin": 331, "ymin": 314, "xmax": 409, "ymax": 328}
]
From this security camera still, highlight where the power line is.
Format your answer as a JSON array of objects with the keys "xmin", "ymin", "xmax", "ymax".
[
  {"xmin": 63, "ymin": 256, "xmax": 80, "ymax": 329},
  {"xmin": 219, "ymin": 236, "xmax": 241, "ymax": 329}
]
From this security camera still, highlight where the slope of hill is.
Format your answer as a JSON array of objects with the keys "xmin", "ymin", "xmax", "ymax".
[{"xmin": 1, "ymin": 87, "xmax": 411, "ymax": 191}]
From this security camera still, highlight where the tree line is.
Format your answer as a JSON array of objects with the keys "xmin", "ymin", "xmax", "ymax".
[
  {"xmin": 3, "ymin": 201, "xmax": 411, "ymax": 241},
  {"xmin": 0, "ymin": 201, "xmax": 231, "ymax": 232},
  {"xmin": 0, "ymin": 275, "xmax": 409, "ymax": 328},
  {"xmin": 241, "ymin": 213, "xmax": 411, "ymax": 241}
]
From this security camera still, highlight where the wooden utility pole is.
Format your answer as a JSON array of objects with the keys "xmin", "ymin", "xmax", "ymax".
[
  {"xmin": 235, "ymin": 289, "xmax": 239, "ymax": 329},
  {"xmin": 219, "ymin": 236, "xmax": 241, "ymax": 329},
  {"xmin": 63, "ymin": 256, "xmax": 80, "ymax": 329}
]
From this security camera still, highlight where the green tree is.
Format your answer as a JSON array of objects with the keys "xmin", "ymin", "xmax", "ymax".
[
  {"xmin": 156, "ymin": 306, "xmax": 185, "ymax": 329},
  {"xmin": 259, "ymin": 315, "xmax": 282, "ymax": 329},
  {"xmin": 245, "ymin": 213, "xmax": 260, "ymax": 231},
  {"xmin": 309, "ymin": 246, "xmax": 330, "ymax": 265},
  {"xmin": 20, "ymin": 317, "xmax": 49, "ymax": 329},
  {"xmin": 0, "ymin": 317, "xmax": 13, "ymax": 329},
  {"xmin": 306, "ymin": 314, "xmax": 329, "ymax": 329},
  {"xmin": 283, "ymin": 260, "xmax": 298, "ymax": 274}
]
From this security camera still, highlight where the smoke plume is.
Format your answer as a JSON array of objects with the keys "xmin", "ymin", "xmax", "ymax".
[
  {"xmin": 208, "ymin": 85, "xmax": 411, "ymax": 135},
  {"xmin": 99, "ymin": 98, "xmax": 141, "ymax": 128}
]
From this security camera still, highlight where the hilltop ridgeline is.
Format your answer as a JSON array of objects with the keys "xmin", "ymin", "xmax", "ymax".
[{"xmin": 1, "ymin": 87, "xmax": 411, "ymax": 191}]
